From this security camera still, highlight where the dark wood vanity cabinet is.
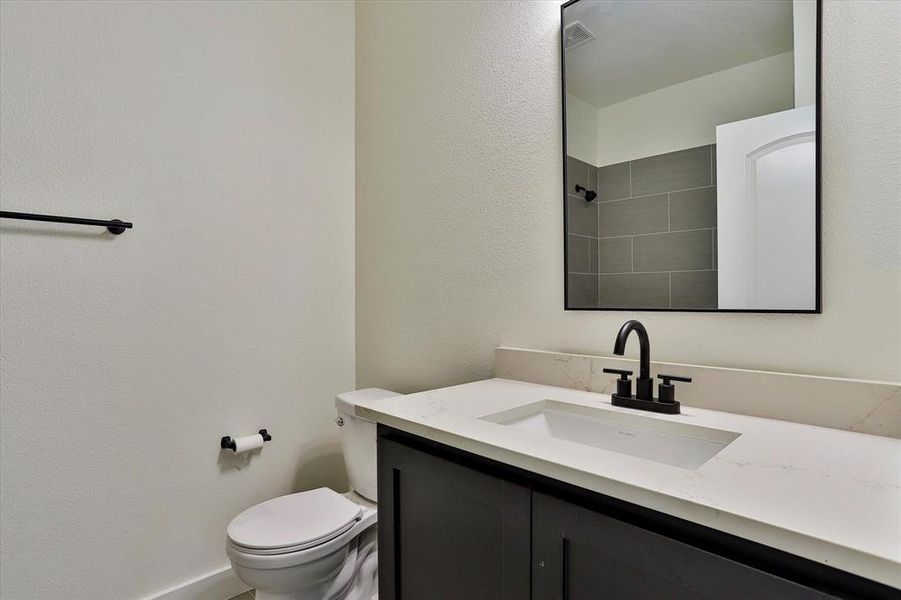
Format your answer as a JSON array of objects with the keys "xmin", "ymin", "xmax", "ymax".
[
  {"xmin": 377, "ymin": 433, "xmax": 531, "ymax": 600},
  {"xmin": 532, "ymin": 492, "xmax": 829, "ymax": 599},
  {"xmin": 378, "ymin": 426, "xmax": 895, "ymax": 600}
]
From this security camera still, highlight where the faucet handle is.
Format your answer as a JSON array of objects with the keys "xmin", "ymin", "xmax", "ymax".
[
  {"xmin": 603, "ymin": 368, "xmax": 633, "ymax": 397},
  {"xmin": 657, "ymin": 374, "xmax": 691, "ymax": 404},
  {"xmin": 603, "ymin": 368, "xmax": 633, "ymax": 379},
  {"xmin": 657, "ymin": 374, "xmax": 692, "ymax": 384}
]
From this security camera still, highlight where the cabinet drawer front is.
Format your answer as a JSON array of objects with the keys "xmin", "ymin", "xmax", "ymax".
[
  {"xmin": 378, "ymin": 436, "xmax": 531, "ymax": 600},
  {"xmin": 532, "ymin": 492, "xmax": 832, "ymax": 600}
]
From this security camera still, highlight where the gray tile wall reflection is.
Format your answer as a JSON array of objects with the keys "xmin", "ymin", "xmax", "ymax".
[
  {"xmin": 566, "ymin": 145, "xmax": 718, "ymax": 309},
  {"xmin": 633, "ymin": 229, "xmax": 713, "ymax": 272}
]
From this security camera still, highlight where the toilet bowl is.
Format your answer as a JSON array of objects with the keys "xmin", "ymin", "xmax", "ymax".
[{"xmin": 226, "ymin": 388, "xmax": 399, "ymax": 600}]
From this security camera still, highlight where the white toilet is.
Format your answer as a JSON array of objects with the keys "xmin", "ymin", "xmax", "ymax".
[{"xmin": 226, "ymin": 388, "xmax": 399, "ymax": 600}]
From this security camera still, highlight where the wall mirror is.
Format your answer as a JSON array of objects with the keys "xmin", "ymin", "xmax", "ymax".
[{"xmin": 562, "ymin": 0, "xmax": 820, "ymax": 312}]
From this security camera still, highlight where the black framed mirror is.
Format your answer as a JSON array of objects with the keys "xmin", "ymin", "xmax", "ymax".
[{"xmin": 562, "ymin": 0, "xmax": 821, "ymax": 313}]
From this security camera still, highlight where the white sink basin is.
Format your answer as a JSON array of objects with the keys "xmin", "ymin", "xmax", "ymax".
[{"xmin": 481, "ymin": 400, "xmax": 740, "ymax": 469}]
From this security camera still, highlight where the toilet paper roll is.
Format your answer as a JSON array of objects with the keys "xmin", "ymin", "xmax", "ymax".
[{"xmin": 232, "ymin": 433, "xmax": 265, "ymax": 454}]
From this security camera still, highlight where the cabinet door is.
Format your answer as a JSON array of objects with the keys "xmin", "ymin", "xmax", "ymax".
[
  {"xmin": 532, "ymin": 492, "xmax": 832, "ymax": 600},
  {"xmin": 378, "ymin": 436, "xmax": 531, "ymax": 600}
]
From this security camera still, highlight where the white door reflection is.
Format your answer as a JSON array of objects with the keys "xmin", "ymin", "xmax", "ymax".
[{"xmin": 716, "ymin": 105, "xmax": 816, "ymax": 310}]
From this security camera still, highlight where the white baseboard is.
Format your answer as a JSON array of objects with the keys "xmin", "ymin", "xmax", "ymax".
[{"xmin": 145, "ymin": 565, "xmax": 249, "ymax": 600}]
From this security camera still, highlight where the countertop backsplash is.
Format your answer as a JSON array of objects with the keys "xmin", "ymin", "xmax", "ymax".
[{"xmin": 495, "ymin": 347, "xmax": 901, "ymax": 439}]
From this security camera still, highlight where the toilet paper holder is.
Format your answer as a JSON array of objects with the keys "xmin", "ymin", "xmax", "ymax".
[{"xmin": 221, "ymin": 429, "xmax": 272, "ymax": 452}]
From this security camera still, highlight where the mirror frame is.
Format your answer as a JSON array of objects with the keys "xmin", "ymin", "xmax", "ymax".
[{"xmin": 561, "ymin": 0, "xmax": 822, "ymax": 313}]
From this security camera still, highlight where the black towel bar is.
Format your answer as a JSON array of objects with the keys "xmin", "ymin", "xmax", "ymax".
[{"xmin": 0, "ymin": 210, "xmax": 133, "ymax": 234}]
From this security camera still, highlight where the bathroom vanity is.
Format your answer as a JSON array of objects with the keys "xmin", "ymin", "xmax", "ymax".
[{"xmin": 356, "ymin": 379, "xmax": 901, "ymax": 599}]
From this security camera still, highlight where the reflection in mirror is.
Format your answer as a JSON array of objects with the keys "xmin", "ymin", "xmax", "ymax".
[{"xmin": 562, "ymin": 0, "xmax": 819, "ymax": 312}]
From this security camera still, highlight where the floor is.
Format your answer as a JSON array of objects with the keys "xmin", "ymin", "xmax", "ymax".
[{"xmin": 228, "ymin": 591, "xmax": 254, "ymax": 600}]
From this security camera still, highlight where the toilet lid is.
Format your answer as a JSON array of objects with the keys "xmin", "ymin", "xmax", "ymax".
[{"xmin": 227, "ymin": 488, "xmax": 362, "ymax": 552}]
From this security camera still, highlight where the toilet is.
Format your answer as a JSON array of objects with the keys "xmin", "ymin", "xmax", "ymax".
[{"xmin": 226, "ymin": 388, "xmax": 399, "ymax": 600}]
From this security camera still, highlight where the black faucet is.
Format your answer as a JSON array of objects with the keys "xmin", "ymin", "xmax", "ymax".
[
  {"xmin": 613, "ymin": 319, "xmax": 653, "ymax": 400},
  {"xmin": 602, "ymin": 320, "xmax": 691, "ymax": 415}
]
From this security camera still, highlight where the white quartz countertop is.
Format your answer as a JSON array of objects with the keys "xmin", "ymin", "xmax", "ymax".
[{"xmin": 355, "ymin": 378, "xmax": 901, "ymax": 588}]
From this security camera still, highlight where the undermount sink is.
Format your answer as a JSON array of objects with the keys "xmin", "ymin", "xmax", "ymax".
[{"xmin": 481, "ymin": 400, "xmax": 740, "ymax": 469}]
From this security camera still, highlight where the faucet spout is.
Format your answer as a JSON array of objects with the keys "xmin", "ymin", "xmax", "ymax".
[{"xmin": 613, "ymin": 320, "xmax": 652, "ymax": 399}]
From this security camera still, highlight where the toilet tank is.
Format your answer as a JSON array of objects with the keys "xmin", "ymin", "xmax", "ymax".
[{"xmin": 335, "ymin": 388, "xmax": 400, "ymax": 502}]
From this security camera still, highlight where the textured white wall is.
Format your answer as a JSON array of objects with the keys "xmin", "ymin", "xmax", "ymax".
[
  {"xmin": 0, "ymin": 2, "xmax": 354, "ymax": 599},
  {"xmin": 356, "ymin": 0, "xmax": 901, "ymax": 394}
]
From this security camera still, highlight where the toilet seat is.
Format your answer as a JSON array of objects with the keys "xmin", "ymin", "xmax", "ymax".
[
  {"xmin": 227, "ymin": 488, "xmax": 363, "ymax": 556},
  {"xmin": 230, "ymin": 518, "xmax": 359, "ymax": 556},
  {"xmin": 227, "ymin": 502, "xmax": 377, "ymax": 572}
]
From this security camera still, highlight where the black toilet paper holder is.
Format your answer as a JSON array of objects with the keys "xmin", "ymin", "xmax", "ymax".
[{"xmin": 221, "ymin": 429, "xmax": 272, "ymax": 452}]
